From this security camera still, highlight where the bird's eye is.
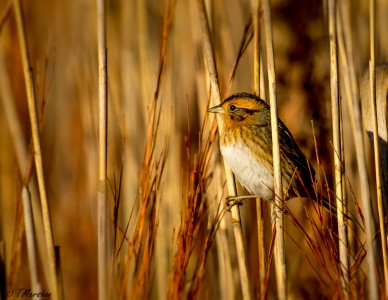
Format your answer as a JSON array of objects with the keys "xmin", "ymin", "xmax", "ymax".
[{"xmin": 230, "ymin": 105, "xmax": 236, "ymax": 111}]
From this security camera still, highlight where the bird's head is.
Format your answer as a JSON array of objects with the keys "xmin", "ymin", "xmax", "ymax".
[{"xmin": 208, "ymin": 93, "xmax": 269, "ymax": 128}]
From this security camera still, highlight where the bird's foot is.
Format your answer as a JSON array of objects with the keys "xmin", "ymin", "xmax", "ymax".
[
  {"xmin": 225, "ymin": 195, "xmax": 260, "ymax": 211},
  {"xmin": 225, "ymin": 196, "xmax": 243, "ymax": 211}
]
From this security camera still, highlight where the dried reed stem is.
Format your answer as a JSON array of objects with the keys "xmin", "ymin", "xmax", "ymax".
[
  {"xmin": 21, "ymin": 187, "xmax": 40, "ymax": 291},
  {"xmin": 261, "ymin": 0, "xmax": 286, "ymax": 298},
  {"xmin": 252, "ymin": 0, "xmax": 266, "ymax": 296},
  {"xmin": 97, "ymin": 0, "xmax": 108, "ymax": 298},
  {"xmin": 55, "ymin": 247, "xmax": 64, "ymax": 300},
  {"xmin": 0, "ymin": 41, "xmax": 51, "ymax": 289},
  {"xmin": 202, "ymin": 4, "xmax": 235, "ymax": 298},
  {"xmin": 197, "ymin": 0, "xmax": 251, "ymax": 298},
  {"xmin": 369, "ymin": 0, "xmax": 387, "ymax": 296},
  {"xmin": 13, "ymin": 1, "xmax": 58, "ymax": 298},
  {"xmin": 0, "ymin": 0, "xmax": 12, "ymax": 30},
  {"xmin": 255, "ymin": 198, "xmax": 266, "ymax": 296},
  {"xmin": 0, "ymin": 46, "xmax": 28, "ymax": 174},
  {"xmin": 337, "ymin": 1, "xmax": 382, "ymax": 298},
  {"xmin": 327, "ymin": 0, "xmax": 349, "ymax": 297},
  {"xmin": 216, "ymin": 226, "xmax": 235, "ymax": 300},
  {"xmin": 252, "ymin": 1, "xmax": 260, "ymax": 96},
  {"xmin": 214, "ymin": 165, "xmax": 235, "ymax": 300}
]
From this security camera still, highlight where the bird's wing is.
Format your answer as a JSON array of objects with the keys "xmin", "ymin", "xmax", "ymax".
[{"xmin": 278, "ymin": 121, "xmax": 315, "ymax": 177}]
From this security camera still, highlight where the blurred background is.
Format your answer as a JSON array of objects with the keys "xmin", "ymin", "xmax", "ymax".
[{"xmin": 0, "ymin": 0, "xmax": 387, "ymax": 299}]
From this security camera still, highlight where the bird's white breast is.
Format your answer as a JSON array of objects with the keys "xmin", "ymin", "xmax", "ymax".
[{"xmin": 220, "ymin": 142, "xmax": 274, "ymax": 200}]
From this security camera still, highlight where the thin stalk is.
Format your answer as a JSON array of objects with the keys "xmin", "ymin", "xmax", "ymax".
[
  {"xmin": 55, "ymin": 246, "xmax": 64, "ymax": 300},
  {"xmin": 13, "ymin": 1, "xmax": 58, "ymax": 299},
  {"xmin": 328, "ymin": 0, "xmax": 349, "ymax": 297},
  {"xmin": 97, "ymin": 0, "xmax": 108, "ymax": 299},
  {"xmin": 369, "ymin": 0, "xmax": 387, "ymax": 296},
  {"xmin": 0, "ymin": 40, "xmax": 50, "ymax": 290},
  {"xmin": 198, "ymin": 7, "xmax": 236, "ymax": 297},
  {"xmin": 252, "ymin": 0, "xmax": 260, "ymax": 95},
  {"xmin": 255, "ymin": 199, "xmax": 266, "ymax": 296},
  {"xmin": 203, "ymin": 3, "xmax": 235, "ymax": 297},
  {"xmin": 21, "ymin": 187, "xmax": 40, "ymax": 291},
  {"xmin": 261, "ymin": 0, "xmax": 286, "ymax": 299},
  {"xmin": 0, "ymin": 46, "xmax": 28, "ymax": 175},
  {"xmin": 337, "ymin": 1, "xmax": 382, "ymax": 298},
  {"xmin": 197, "ymin": 0, "xmax": 251, "ymax": 299},
  {"xmin": 0, "ymin": 0, "xmax": 12, "ymax": 31},
  {"xmin": 214, "ymin": 165, "xmax": 235, "ymax": 300},
  {"xmin": 252, "ymin": 0, "xmax": 266, "ymax": 296}
]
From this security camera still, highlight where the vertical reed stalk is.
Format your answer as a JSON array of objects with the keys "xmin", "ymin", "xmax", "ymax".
[
  {"xmin": 55, "ymin": 247, "xmax": 64, "ymax": 300},
  {"xmin": 369, "ymin": 0, "xmax": 387, "ymax": 296},
  {"xmin": 13, "ymin": 1, "xmax": 58, "ymax": 299},
  {"xmin": 261, "ymin": 0, "xmax": 286, "ymax": 298},
  {"xmin": 252, "ymin": 0, "xmax": 266, "ymax": 296},
  {"xmin": 197, "ymin": 0, "xmax": 251, "ymax": 298},
  {"xmin": 97, "ymin": 0, "xmax": 108, "ymax": 299},
  {"xmin": 214, "ymin": 165, "xmax": 235, "ymax": 300},
  {"xmin": 0, "ymin": 41, "xmax": 50, "ymax": 289},
  {"xmin": 202, "ymin": 3, "xmax": 235, "ymax": 297},
  {"xmin": 328, "ymin": 0, "xmax": 349, "ymax": 297},
  {"xmin": 21, "ymin": 187, "xmax": 40, "ymax": 291},
  {"xmin": 252, "ymin": 0, "xmax": 260, "ymax": 96},
  {"xmin": 337, "ymin": 0, "xmax": 382, "ymax": 297},
  {"xmin": 0, "ymin": 0, "xmax": 12, "ymax": 30},
  {"xmin": 0, "ymin": 46, "xmax": 28, "ymax": 175}
]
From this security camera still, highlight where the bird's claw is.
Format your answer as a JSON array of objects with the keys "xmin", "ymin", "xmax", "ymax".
[{"xmin": 225, "ymin": 196, "xmax": 243, "ymax": 211}]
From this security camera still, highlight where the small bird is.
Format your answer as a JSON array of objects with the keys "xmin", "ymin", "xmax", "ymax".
[{"xmin": 208, "ymin": 92, "xmax": 334, "ymax": 213}]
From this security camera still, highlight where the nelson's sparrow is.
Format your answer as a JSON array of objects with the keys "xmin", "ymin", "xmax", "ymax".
[{"xmin": 209, "ymin": 92, "xmax": 334, "ymax": 213}]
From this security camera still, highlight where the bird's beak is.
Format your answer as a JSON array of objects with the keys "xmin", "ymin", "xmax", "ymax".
[{"xmin": 208, "ymin": 104, "xmax": 224, "ymax": 114}]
